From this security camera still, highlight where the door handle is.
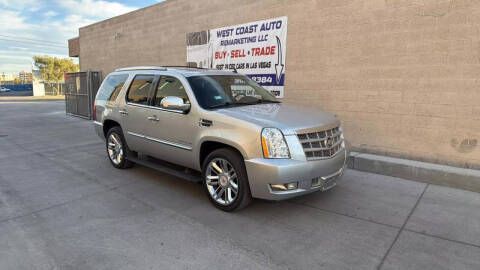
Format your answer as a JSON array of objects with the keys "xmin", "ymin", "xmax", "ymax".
[
  {"xmin": 147, "ymin": 115, "xmax": 159, "ymax": 122},
  {"xmin": 119, "ymin": 110, "xmax": 128, "ymax": 115}
]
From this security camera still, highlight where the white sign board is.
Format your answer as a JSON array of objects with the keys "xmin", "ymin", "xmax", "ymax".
[{"xmin": 186, "ymin": 16, "xmax": 288, "ymax": 98}]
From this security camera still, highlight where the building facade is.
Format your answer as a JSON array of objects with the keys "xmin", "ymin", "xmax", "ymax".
[
  {"xmin": 19, "ymin": 71, "xmax": 32, "ymax": 83},
  {"xmin": 0, "ymin": 72, "xmax": 16, "ymax": 82},
  {"xmin": 69, "ymin": 0, "xmax": 480, "ymax": 169}
]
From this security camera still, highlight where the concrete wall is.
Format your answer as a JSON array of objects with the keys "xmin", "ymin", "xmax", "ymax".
[
  {"xmin": 32, "ymin": 70, "xmax": 45, "ymax": 97},
  {"xmin": 77, "ymin": 0, "xmax": 480, "ymax": 169}
]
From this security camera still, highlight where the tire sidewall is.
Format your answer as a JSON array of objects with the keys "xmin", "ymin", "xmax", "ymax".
[
  {"xmin": 106, "ymin": 127, "xmax": 129, "ymax": 169},
  {"xmin": 202, "ymin": 148, "xmax": 251, "ymax": 212}
]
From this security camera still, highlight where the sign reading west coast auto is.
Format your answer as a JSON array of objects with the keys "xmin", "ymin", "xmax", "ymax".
[{"xmin": 186, "ymin": 16, "xmax": 288, "ymax": 98}]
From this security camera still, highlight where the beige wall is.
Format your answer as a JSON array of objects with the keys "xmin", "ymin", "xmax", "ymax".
[
  {"xmin": 77, "ymin": 0, "xmax": 480, "ymax": 169},
  {"xmin": 68, "ymin": 37, "xmax": 80, "ymax": 57}
]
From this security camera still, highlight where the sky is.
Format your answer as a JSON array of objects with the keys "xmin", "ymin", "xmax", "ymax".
[{"xmin": 0, "ymin": 0, "xmax": 163, "ymax": 74}]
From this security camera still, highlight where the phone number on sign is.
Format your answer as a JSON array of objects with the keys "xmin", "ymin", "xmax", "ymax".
[{"xmin": 250, "ymin": 76, "xmax": 272, "ymax": 84}]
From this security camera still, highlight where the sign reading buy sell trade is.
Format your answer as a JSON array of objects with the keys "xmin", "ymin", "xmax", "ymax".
[{"xmin": 186, "ymin": 16, "xmax": 288, "ymax": 98}]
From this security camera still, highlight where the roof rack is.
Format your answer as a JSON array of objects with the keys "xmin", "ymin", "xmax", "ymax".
[
  {"xmin": 162, "ymin": 65, "xmax": 210, "ymax": 70},
  {"xmin": 115, "ymin": 66, "xmax": 167, "ymax": 72},
  {"xmin": 114, "ymin": 66, "xmax": 214, "ymax": 72}
]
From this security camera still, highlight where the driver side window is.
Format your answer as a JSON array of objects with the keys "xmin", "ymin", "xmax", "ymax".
[{"xmin": 153, "ymin": 76, "xmax": 189, "ymax": 107}]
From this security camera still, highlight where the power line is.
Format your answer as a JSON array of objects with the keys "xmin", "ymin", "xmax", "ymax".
[
  {"xmin": 0, "ymin": 34, "xmax": 66, "ymax": 46},
  {"xmin": 0, "ymin": 38, "xmax": 68, "ymax": 48}
]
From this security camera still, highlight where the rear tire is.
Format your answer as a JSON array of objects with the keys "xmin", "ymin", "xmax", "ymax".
[
  {"xmin": 202, "ymin": 148, "xmax": 252, "ymax": 211},
  {"xmin": 106, "ymin": 126, "xmax": 133, "ymax": 169}
]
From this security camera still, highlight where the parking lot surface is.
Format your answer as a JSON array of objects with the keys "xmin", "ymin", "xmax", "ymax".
[{"xmin": 1, "ymin": 101, "xmax": 479, "ymax": 270}]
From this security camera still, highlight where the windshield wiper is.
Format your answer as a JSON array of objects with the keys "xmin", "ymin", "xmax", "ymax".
[
  {"xmin": 241, "ymin": 100, "xmax": 281, "ymax": 105},
  {"xmin": 208, "ymin": 102, "xmax": 234, "ymax": 109},
  {"xmin": 208, "ymin": 99, "xmax": 280, "ymax": 109},
  {"xmin": 257, "ymin": 100, "xmax": 281, "ymax": 103}
]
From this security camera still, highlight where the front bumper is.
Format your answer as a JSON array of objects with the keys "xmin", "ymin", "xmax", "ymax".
[{"xmin": 245, "ymin": 148, "xmax": 348, "ymax": 200}]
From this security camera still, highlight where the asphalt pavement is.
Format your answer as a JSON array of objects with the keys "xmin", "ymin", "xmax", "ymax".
[{"xmin": 0, "ymin": 100, "xmax": 479, "ymax": 270}]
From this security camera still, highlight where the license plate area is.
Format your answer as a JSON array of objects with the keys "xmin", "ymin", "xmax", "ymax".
[
  {"xmin": 321, "ymin": 175, "xmax": 337, "ymax": 191},
  {"xmin": 311, "ymin": 168, "xmax": 342, "ymax": 191}
]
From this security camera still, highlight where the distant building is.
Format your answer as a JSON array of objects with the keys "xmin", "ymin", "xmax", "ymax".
[
  {"xmin": 0, "ymin": 72, "xmax": 16, "ymax": 82},
  {"xmin": 19, "ymin": 71, "xmax": 32, "ymax": 83}
]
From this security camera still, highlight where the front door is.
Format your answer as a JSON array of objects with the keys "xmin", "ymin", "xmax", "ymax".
[{"xmin": 146, "ymin": 75, "xmax": 198, "ymax": 168}]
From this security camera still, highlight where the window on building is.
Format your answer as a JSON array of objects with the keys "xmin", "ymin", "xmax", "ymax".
[
  {"xmin": 153, "ymin": 76, "xmax": 189, "ymax": 107},
  {"xmin": 96, "ymin": 74, "xmax": 129, "ymax": 101},
  {"xmin": 126, "ymin": 75, "xmax": 155, "ymax": 105}
]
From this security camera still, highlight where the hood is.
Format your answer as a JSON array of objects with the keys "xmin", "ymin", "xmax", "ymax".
[{"xmin": 216, "ymin": 103, "xmax": 339, "ymax": 135}]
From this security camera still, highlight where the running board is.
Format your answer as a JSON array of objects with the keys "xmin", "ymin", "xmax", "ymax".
[{"xmin": 127, "ymin": 155, "xmax": 202, "ymax": 183}]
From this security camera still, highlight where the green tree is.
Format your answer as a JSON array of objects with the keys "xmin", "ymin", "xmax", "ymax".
[{"xmin": 33, "ymin": 55, "xmax": 79, "ymax": 95}]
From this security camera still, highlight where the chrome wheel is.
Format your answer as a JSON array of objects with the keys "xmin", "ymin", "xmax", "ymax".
[
  {"xmin": 107, "ymin": 133, "xmax": 123, "ymax": 165},
  {"xmin": 205, "ymin": 158, "xmax": 238, "ymax": 206}
]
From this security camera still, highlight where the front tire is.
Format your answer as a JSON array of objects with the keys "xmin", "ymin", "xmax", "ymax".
[
  {"xmin": 202, "ymin": 148, "xmax": 252, "ymax": 211},
  {"xmin": 106, "ymin": 126, "xmax": 133, "ymax": 169}
]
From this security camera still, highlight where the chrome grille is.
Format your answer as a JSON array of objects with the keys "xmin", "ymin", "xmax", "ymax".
[{"xmin": 297, "ymin": 126, "xmax": 344, "ymax": 160}]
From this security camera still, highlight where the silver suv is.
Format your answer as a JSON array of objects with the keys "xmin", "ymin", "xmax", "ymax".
[{"xmin": 94, "ymin": 66, "xmax": 348, "ymax": 211}]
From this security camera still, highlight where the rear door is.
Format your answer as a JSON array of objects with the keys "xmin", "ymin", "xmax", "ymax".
[{"xmin": 121, "ymin": 74, "xmax": 158, "ymax": 154}]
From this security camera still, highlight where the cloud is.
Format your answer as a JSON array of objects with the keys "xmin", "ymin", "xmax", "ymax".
[
  {"xmin": 0, "ymin": 55, "xmax": 33, "ymax": 61},
  {"xmin": 0, "ymin": 0, "xmax": 145, "ymax": 73},
  {"xmin": 0, "ymin": 0, "xmax": 39, "ymax": 9},
  {"xmin": 0, "ymin": 49, "xmax": 72, "ymax": 59},
  {"xmin": 58, "ymin": 0, "xmax": 136, "ymax": 19},
  {"xmin": 8, "ymin": 46, "xmax": 30, "ymax": 51},
  {"xmin": 0, "ymin": 11, "xmax": 71, "ymax": 73},
  {"xmin": 0, "ymin": 10, "xmax": 32, "ymax": 31},
  {"xmin": 0, "ymin": 62, "xmax": 32, "ymax": 73},
  {"xmin": 44, "ymin": 11, "xmax": 58, "ymax": 18},
  {"xmin": 50, "ymin": 0, "xmax": 138, "ymax": 39},
  {"xmin": 45, "ymin": 14, "xmax": 96, "ymax": 42}
]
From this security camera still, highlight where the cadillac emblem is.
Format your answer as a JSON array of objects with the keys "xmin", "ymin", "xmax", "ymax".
[{"xmin": 326, "ymin": 137, "xmax": 334, "ymax": 147}]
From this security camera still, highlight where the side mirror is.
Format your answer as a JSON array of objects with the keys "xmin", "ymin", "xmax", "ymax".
[{"xmin": 160, "ymin": 96, "xmax": 190, "ymax": 113}]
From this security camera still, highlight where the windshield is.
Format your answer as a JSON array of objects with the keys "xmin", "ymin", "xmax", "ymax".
[{"xmin": 187, "ymin": 75, "xmax": 279, "ymax": 109}]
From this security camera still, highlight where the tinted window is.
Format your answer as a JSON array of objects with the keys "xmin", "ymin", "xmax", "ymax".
[
  {"xmin": 187, "ymin": 75, "xmax": 278, "ymax": 109},
  {"xmin": 126, "ymin": 75, "xmax": 155, "ymax": 105},
  {"xmin": 96, "ymin": 74, "xmax": 129, "ymax": 101},
  {"xmin": 153, "ymin": 76, "xmax": 189, "ymax": 107}
]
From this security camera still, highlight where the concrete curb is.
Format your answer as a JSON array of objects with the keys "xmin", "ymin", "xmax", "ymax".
[{"xmin": 348, "ymin": 152, "xmax": 480, "ymax": 193}]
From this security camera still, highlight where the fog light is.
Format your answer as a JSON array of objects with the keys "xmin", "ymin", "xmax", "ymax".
[
  {"xmin": 286, "ymin": 182, "xmax": 298, "ymax": 190},
  {"xmin": 270, "ymin": 182, "xmax": 298, "ymax": 192}
]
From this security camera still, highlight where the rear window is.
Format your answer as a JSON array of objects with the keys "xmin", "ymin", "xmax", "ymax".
[
  {"xmin": 96, "ymin": 74, "xmax": 129, "ymax": 101},
  {"xmin": 126, "ymin": 75, "xmax": 155, "ymax": 105}
]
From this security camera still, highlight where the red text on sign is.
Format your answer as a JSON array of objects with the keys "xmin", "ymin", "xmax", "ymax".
[{"xmin": 251, "ymin": 46, "xmax": 276, "ymax": 56}]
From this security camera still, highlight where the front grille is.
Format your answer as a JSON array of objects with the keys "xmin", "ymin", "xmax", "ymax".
[{"xmin": 297, "ymin": 126, "xmax": 344, "ymax": 160}]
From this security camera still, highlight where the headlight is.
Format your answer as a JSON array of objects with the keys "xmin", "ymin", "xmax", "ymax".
[{"xmin": 261, "ymin": 128, "xmax": 290, "ymax": 158}]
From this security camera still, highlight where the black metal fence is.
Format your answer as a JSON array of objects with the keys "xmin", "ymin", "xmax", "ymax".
[
  {"xmin": 44, "ymin": 83, "xmax": 65, "ymax": 95},
  {"xmin": 64, "ymin": 71, "xmax": 102, "ymax": 119}
]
